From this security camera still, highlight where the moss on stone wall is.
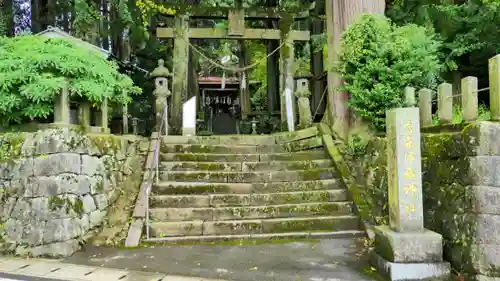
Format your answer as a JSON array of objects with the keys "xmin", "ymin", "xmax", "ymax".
[
  {"xmin": 341, "ymin": 125, "xmax": 488, "ymax": 278},
  {"xmin": 0, "ymin": 127, "xmax": 147, "ymax": 258},
  {"xmin": 0, "ymin": 133, "xmax": 25, "ymax": 164}
]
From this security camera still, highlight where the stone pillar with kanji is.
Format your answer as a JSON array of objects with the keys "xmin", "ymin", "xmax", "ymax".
[
  {"xmin": 151, "ymin": 59, "xmax": 172, "ymax": 135},
  {"xmin": 370, "ymin": 107, "xmax": 451, "ymax": 281}
]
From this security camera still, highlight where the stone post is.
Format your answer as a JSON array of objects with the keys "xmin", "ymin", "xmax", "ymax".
[
  {"xmin": 461, "ymin": 76, "xmax": 478, "ymax": 122},
  {"xmin": 280, "ymin": 20, "xmax": 295, "ymax": 131},
  {"xmin": 131, "ymin": 117, "xmax": 139, "ymax": 135},
  {"xmin": 54, "ymin": 79, "xmax": 70, "ymax": 124},
  {"xmin": 100, "ymin": 98, "xmax": 109, "ymax": 133},
  {"xmin": 404, "ymin": 87, "xmax": 416, "ymax": 107},
  {"xmin": 78, "ymin": 102, "xmax": 91, "ymax": 128},
  {"xmin": 182, "ymin": 96, "xmax": 196, "ymax": 136},
  {"xmin": 122, "ymin": 104, "xmax": 129, "ymax": 134},
  {"xmin": 151, "ymin": 59, "xmax": 172, "ymax": 135},
  {"xmin": 370, "ymin": 107, "xmax": 450, "ymax": 281},
  {"xmin": 489, "ymin": 54, "xmax": 500, "ymax": 121},
  {"xmin": 251, "ymin": 118, "xmax": 258, "ymax": 135},
  {"xmin": 437, "ymin": 83, "xmax": 453, "ymax": 124},
  {"xmin": 295, "ymin": 78, "xmax": 312, "ymax": 129},
  {"xmin": 418, "ymin": 88, "xmax": 433, "ymax": 127}
]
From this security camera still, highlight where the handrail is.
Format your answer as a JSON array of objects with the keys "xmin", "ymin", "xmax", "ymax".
[{"xmin": 145, "ymin": 105, "xmax": 168, "ymax": 240}]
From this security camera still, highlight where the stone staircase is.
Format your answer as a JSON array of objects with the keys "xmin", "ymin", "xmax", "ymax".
[{"xmin": 146, "ymin": 132, "xmax": 363, "ymax": 242}]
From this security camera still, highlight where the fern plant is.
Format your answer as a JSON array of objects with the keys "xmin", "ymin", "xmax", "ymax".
[{"xmin": 0, "ymin": 35, "xmax": 142, "ymax": 126}]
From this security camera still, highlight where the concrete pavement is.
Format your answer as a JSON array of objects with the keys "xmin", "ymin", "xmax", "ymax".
[
  {"xmin": 0, "ymin": 238, "xmax": 377, "ymax": 281},
  {"xmin": 0, "ymin": 257, "xmax": 226, "ymax": 281},
  {"xmin": 66, "ymin": 238, "xmax": 376, "ymax": 281}
]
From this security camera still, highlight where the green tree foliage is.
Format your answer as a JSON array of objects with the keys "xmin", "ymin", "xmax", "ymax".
[
  {"xmin": 0, "ymin": 35, "xmax": 141, "ymax": 125},
  {"xmin": 337, "ymin": 14, "xmax": 444, "ymax": 130},
  {"xmin": 387, "ymin": 0, "xmax": 500, "ymax": 78}
]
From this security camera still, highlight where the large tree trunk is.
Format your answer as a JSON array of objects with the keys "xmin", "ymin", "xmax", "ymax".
[
  {"xmin": 31, "ymin": 0, "xmax": 42, "ymax": 33},
  {"xmin": 1, "ymin": 0, "xmax": 15, "ymax": 36},
  {"xmin": 323, "ymin": 0, "xmax": 385, "ymax": 139}
]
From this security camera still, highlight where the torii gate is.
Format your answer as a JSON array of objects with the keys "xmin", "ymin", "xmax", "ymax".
[{"xmin": 155, "ymin": 3, "xmax": 312, "ymax": 134}]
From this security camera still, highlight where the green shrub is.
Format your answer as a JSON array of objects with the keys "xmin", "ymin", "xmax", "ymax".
[
  {"xmin": 0, "ymin": 35, "xmax": 142, "ymax": 126},
  {"xmin": 337, "ymin": 14, "xmax": 444, "ymax": 130}
]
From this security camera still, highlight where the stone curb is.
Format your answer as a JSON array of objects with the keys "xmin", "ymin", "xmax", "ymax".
[{"xmin": 0, "ymin": 257, "xmax": 227, "ymax": 281}]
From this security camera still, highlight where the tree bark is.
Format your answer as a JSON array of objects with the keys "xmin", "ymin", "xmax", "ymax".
[
  {"xmin": 323, "ymin": 0, "xmax": 385, "ymax": 139},
  {"xmin": 31, "ymin": 0, "xmax": 42, "ymax": 33},
  {"xmin": 1, "ymin": 0, "xmax": 14, "ymax": 36}
]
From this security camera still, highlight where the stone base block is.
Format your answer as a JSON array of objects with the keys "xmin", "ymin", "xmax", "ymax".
[
  {"xmin": 182, "ymin": 127, "xmax": 195, "ymax": 136},
  {"xmin": 374, "ymin": 225, "xmax": 443, "ymax": 263},
  {"xmin": 476, "ymin": 275, "xmax": 500, "ymax": 281},
  {"xmin": 370, "ymin": 252, "xmax": 451, "ymax": 281}
]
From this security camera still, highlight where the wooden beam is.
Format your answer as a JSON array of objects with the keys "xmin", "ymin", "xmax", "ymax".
[
  {"xmin": 156, "ymin": 6, "xmax": 309, "ymax": 19},
  {"xmin": 191, "ymin": 28, "xmax": 281, "ymax": 39},
  {"xmin": 157, "ymin": 27, "xmax": 174, "ymax": 38},
  {"xmin": 157, "ymin": 27, "xmax": 310, "ymax": 41},
  {"xmin": 290, "ymin": 30, "xmax": 310, "ymax": 41}
]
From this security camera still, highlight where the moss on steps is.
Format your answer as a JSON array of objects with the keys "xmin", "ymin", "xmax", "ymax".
[
  {"xmin": 152, "ymin": 179, "xmax": 344, "ymax": 195},
  {"xmin": 161, "ymin": 144, "xmax": 287, "ymax": 154},
  {"xmin": 159, "ymin": 168, "xmax": 339, "ymax": 183},
  {"xmin": 150, "ymin": 190, "xmax": 348, "ymax": 208},
  {"xmin": 149, "ymin": 202, "xmax": 353, "ymax": 221}
]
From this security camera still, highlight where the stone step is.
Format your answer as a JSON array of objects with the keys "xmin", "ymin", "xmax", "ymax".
[
  {"xmin": 145, "ymin": 230, "xmax": 365, "ymax": 243},
  {"xmin": 158, "ymin": 168, "xmax": 338, "ymax": 183},
  {"xmin": 159, "ymin": 149, "xmax": 329, "ymax": 162},
  {"xmin": 151, "ymin": 190, "xmax": 348, "ymax": 208},
  {"xmin": 152, "ymin": 179, "xmax": 344, "ymax": 195},
  {"xmin": 161, "ymin": 135, "xmax": 277, "ymax": 146},
  {"xmin": 285, "ymin": 136, "xmax": 324, "ymax": 152},
  {"xmin": 260, "ymin": 150, "xmax": 329, "ymax": 162},
  {"xmin": 148, "ymin": 215, "xmax": 360, "ymax": 237},
  {"xmin": 242, "ymin": 159, "xmax": 332, "ymax": 172},
  {"xmin": 274, "ymin": 126, "xmax": 320, "ymax": 144},
  {"xmin": 160, "ymin": 144, "xmax": 287, "ymax": 154},
  {"xmin": 149, "ymin": 201, "xmax": 353, "ymax": 221},
  {"xmin": 158, "ymin": 159, "xmax": 333, "ymax": 172},
  {"xmin": 160, "ymin": 161, "xmax": 243, "ymax": 172}
]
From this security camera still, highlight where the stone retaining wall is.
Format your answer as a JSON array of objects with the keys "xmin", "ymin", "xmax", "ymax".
[
  {"xmin": 342, "ymin": 121, "xmax": 500, "ymax": 280},
  {"xmin": 0, "ymin": 128, "xmax": 148, "ymax": 257}
]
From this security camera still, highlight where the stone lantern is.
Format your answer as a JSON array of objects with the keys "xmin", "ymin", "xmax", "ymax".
[
  {"xmin": 295, "ymin": 78, "xmax": 312, "ymax": 129},
  {"xmin": 151, "ymin": 59, "xmax": 172, "ymax": 135}
]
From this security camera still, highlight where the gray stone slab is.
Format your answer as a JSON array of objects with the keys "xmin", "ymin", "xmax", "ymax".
[
  {"xmin": 475, "ymin": 214, "xmax": 500, "ymax": 244},
  {"xmin": 162, "ymin": 276, "xmax": 228, "ymax": 281},
  {"xmin": 469, "ymin": 186, "xmax": 500, "ymax": 215},
  {"xmin": 64, "ymin": 239, "xmax": 376, "ymax": 281},
  {"xmin": 374, "ymin": 225, "xmax": 443, "ymax": 263},
  {"xmin": 468, "ymin": 156, "xmax": 500, "ymax": 187},
  {"xmin": 125, "ymin": 218, "xmax": 143, "ymax": 247},
  {"xmin": 14, "ymin": 261, "xmax": 68, "ymax": 276},
  {"xmin": 45, "ymin": 264, "xmax": 97, "ymax": 279},
  {"xmin": 122, "ymin": 271, "xmax": 167, "ymax": 281},
  {"xmin": 80, "ymin": 268, "xmax": 129, "ymax": 280},
  {"xmin": 469, "ymin": 243, "xmax": 500, "ymax": 276},
  {"xmin": 370, "ymin": 252, "xmax": 450, "ymax": 281},
  {"xmin": 477, "ymin": 275, "xmax": 500, "ymax": 281},
  {"xmin": 0, "ymin": 259, "xmax": 31, "ymax": 273},
  {"xmin": 386, "ymin": 108, "xmax": 424, "ymax": 232}
]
